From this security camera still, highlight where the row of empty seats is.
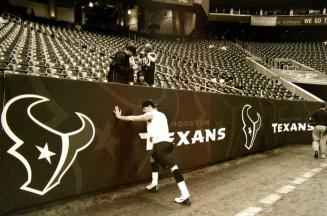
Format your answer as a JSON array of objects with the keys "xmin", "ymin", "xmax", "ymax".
[
  {"xmin": 242, "ymin": 41, "xmax": 327, "ymax": 74},
  {"xmin": 145, "ymin": 37, "xmax": 301, "ymax": 100},
  {"xmin": 0, "ymin": 17, "xmax": 132, "ymax": 81},
  {"xmin": 0, "ymin": 14, "xmax": 303, "ymax": 100}
]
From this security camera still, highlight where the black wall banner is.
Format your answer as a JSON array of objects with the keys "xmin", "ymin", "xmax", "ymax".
[{"xmin": 0, "ymin": 74, "xmax": 320, "ymax": 214}]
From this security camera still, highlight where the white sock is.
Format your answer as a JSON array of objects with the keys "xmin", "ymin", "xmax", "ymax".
[
  {"xmin": 170, "ymin": 165, "xmax": 178, "ymax": 172},
  {"xmin": 177, "ymin": 181, "xmax": 190, "ymax": 198},
  {"xmin": 152, "ymin": 172, "xmax": 158, "ymax": 185}
]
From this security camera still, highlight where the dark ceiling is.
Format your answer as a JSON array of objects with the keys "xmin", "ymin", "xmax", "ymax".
[
  {"xmin": 30, "ymin": 0, "xmax": 327, "ymax": 9},
  {"xmin": 210, "ymin": 0, "xmax": 327, "ymax": 9},
  {"xmin": 30, "ymin": 0, "xmax": 137, "ymax": 8}
]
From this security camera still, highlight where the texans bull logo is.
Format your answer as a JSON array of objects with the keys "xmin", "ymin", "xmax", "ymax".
[
  {"xmin": 1, "ymin": 94, "xmax": 95, "ymax": 195},
  {"xmin": 241, "ymin": 104, "xmax": 262, "ymax": 150}
]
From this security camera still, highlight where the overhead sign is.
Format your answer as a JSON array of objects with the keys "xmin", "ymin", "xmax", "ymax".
[
  {"xmin": 251, "ymin": 16, "xmax": 277, "ymax": 26},
  {"xmin": 277, "ymin": 16, "xmax": 327, "ymax": 26}
]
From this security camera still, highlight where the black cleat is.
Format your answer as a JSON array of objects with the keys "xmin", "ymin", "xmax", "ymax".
[
  {"xmin": 314, "ymin": 150, "xmax": 319, "ymax": 159},
  {"xmin": 175, "ymin": 196, "xmax": 192, "ymax": 205},
  {"xmin": 146, "ymin": 184, "xmax": 159, "ymax": 193}
]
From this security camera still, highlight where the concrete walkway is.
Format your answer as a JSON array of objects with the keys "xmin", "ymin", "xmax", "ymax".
[{"xmin": 13, "ymin": 143, "xmax": 327, "ymax": 216}]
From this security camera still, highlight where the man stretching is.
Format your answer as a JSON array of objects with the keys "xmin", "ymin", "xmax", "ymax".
[{"xmin": 113, "ymin": 99, "xmax": 191, "ymax": 205}]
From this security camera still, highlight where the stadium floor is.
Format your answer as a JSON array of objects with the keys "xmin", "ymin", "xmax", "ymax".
[{"xmin": 12, "ymin": 143, "xmax": 327, "ymax": 216}]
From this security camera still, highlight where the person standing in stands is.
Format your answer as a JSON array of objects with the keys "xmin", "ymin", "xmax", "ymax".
[
  {"xmin": 108, "ymin": 42, "xmax": 136, "ymax": 84},
  {"xmin": 310, "ymin": 103, "xmax": 327, "ymax": 159},
  {"xmin": 138, "ymin": 43, "xmax": 157, "ymax": 86},
  {"xmin": 113, "ymin": 99, "xmax": 191, "ymax": 205}
]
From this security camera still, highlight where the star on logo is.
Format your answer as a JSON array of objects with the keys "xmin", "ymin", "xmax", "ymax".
[
  {"xmin": 248, "ymin": 127, "xmax": 252, "ymax": 135},
  {"xmin": 36, "ymin": 143, "xmax": 56, "ymax": 164}
]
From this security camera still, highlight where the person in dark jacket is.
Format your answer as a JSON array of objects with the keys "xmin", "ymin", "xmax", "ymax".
[
  {"xmin": 310, "ymin": 103, "xmax": 327, "ymax": 159},
  {"xmin": 108, "ymin": 42, "xmax": 136, "ymax": 84}
]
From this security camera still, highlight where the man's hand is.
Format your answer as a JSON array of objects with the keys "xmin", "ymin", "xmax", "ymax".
[
  {"xmin": 148, "ymin": 53, "xmax": 157, "ymax": 62},
  {"xmin": 113, "ymin": 106, "xmax": 152, "ymax": 122},
  {"xmin": 113, "ymin": 106, "xmax": 122, "ymax": 119}
]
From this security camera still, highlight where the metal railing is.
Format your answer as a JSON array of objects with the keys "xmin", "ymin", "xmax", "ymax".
[
  {"xmin": 192, "ymin": 73, "xmax": 244, "ymax": 94},
  {"xmin": 156, "ymin": 54, "xmax": 244, "ymax": 94},
  {"xmin": 157, "ymin": 64, "xmax": 244, "ymax": 94}
]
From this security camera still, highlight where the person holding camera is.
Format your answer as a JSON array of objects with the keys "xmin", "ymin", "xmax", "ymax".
[{"xmin": 138, "ymin": 43, "xmax": 157, "ymax": 87}]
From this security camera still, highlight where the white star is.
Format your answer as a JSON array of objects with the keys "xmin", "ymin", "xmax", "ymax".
[
  {"xmin": 36, "ymin": 143, "xmax": 56, "ymax": 164},
  {"xmin": 248, "ymin": 127, "xmax": 252, "ymax": 135}
]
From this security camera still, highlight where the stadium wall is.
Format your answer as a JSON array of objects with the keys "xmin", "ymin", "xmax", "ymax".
[
  {"xmin": 9, "ymin": 0, "xmax": 74, "ymax": 23},
  {"xmin": 125, "ymin": 7, "xmax": 138, "ymax": 32},
  {"xmin": 140, "ymin": 8, "xmax": 195, "ymax": 35},
  {"xmin": 56, "ymin": 6, "xmax": 74, "ymax": 23},
  {"xmin": 184, "ymin": 11, "xmax": 196, "ymax": 35},
  {"xmin": 0, "ymin": 74, "xmax": 320, "ymax": 214},
  {"xmin": 194, "ymin": 0, "xmax": 209, "ymax": 16},
  {"xmin": 9, "ymin": 0, "xmax": 50, "ymax": 18},
  {"xmin": 159, "ymin": 10, "xmax": 179, "ymax": 35}
]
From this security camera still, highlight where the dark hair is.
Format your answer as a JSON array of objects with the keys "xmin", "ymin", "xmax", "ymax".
[
  {"xmin": 142, "ymin": 99, "xmax": 156, "ymax": 108},
  {"xmin": 125, "ymin": 42, "xmax": 137, "ymax": 56}
]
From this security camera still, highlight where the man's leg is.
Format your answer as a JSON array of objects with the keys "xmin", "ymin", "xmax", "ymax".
[
  {"xmin": 319, "ymin": 126, "xmax": 327, "ymax": 158},
  {"xmin": 312, "ymin": 126, "xmax": 320, "ymax": 158},
  {"xmin": 154, "ymin": 142, "xmax": 191, "ymax": 205},
  {"xmin": 170, "ymin": 165, "xmax": 191, "ymax": 205},
  {"xmin": 146, "ymin": 155, "xmax": 159, "ymax": 192}
]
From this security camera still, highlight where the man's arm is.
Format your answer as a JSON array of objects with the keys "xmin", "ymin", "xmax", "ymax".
[{"xmin": 113, "ymin": 106, "xmax": 152, "ymax": 122}]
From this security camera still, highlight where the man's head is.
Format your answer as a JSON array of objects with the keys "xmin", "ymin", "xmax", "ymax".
[
  {"xmin": 125, "ymin": 42, "xmax": 137, "ymax": 56},
  {"xmin": 144, "ymin": 43, "xmax": 153, "ymax": 53},
  {"xmin": 142, "ymin": 99, "xmax": 156, "ymax": 113}
]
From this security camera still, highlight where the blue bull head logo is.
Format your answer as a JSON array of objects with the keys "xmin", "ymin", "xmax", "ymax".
[
  {"xmin": 1, "ymin": 94, "xmax": 95, "ymax": 195},
  {"xmin": 241, "ymin": 104, "xmax": 262, "ymax": 150}
]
